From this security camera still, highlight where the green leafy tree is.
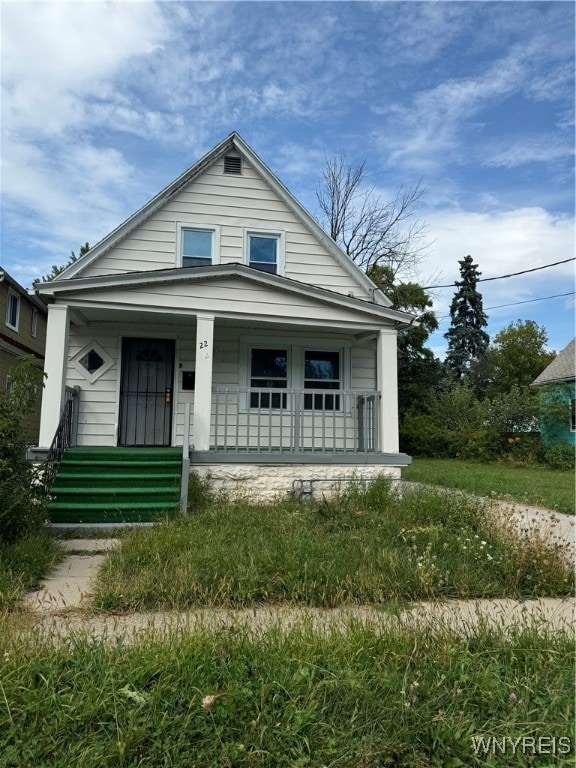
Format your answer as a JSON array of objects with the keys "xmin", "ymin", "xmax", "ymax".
[
  {"xmin": 444, "ymin": 255, "xmax": 489, "ymax": 384},
  {"xmin": 481, "ymin": 320, "xmax": 556, "ymax": 397},
  {"xmin": 401, "ymin": 385, "xmax": 489, "ymax": 458},
  {"xmin": 0, "ymin": 357, "xmax": 46, "ymax": 541},
  {"xmin": 35, "ymin": 242, "xmax": 89, "ymax": 285},
  {"xmin": 369, "ymin": 265, "xmax": 443, "ymax": 419}
]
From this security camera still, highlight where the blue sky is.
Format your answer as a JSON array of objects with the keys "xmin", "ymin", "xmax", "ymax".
[{"xmin": 1, "ymin": 0, "xmax": 574, "ymax": 357}]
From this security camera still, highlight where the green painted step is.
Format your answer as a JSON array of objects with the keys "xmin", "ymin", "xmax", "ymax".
[
  {"xmin": 48, "ymin": 446, "xmax": 183, "ymax": 523},
  {"xmin": 52, "ymin": 472, "xmax": 180, "ymax": 489}
]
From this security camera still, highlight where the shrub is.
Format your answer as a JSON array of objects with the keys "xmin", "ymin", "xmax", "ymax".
[
  {"xmin": 544, "ymin": 442, "xmax": 574, "ymax": 471},
  {"xmin": 0, "ymin": 356, "xmax": 46, "ymax": 542}
]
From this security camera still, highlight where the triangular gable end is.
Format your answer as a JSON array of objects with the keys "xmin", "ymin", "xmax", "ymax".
[{"xmin": 53, "ymin": 133, "xmax": 391, "ymax": 307}]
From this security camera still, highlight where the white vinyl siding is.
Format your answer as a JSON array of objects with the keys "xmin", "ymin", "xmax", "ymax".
[
  {"xmin": 80, "ymin": 158, "xmax": 371, "ymax": 299},
  {"xmin": 66, "ymin": 327, "xmax": 120, "ymax": 446}
]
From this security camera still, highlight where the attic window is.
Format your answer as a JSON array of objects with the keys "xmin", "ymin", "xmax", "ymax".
[{"xmin": 223, "ymin": 155, "xmax": 242, "ymax": 175}]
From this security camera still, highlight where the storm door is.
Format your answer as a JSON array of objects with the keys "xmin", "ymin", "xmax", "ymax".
[{"xmin": 119, "ymin": 338, "xmax": 175, "ymax": 446}]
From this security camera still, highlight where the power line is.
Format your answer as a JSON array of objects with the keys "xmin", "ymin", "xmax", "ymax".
[
  {"xmin": 422, "ymin": 257, "xmax": 575, "ymax": 290},
  {"xmin": 434, "ymin": 290, "xmax": 574, "ymax": 325},
  {"xmin": 485, "ymin": 291, "xmax": 575, "ymax": 311}
]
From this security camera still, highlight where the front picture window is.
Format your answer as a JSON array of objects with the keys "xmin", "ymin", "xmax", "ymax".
[
  {"xmin": 249, "ymin": 235, "xmax": 278, "ymax": 274},
  {"xmin": 250, "ymin": 348, "xmax": 287, "ymax": 408},
  {"xmin": 182, "ymin": 229, "xmax": 213, "ymax": 268}
]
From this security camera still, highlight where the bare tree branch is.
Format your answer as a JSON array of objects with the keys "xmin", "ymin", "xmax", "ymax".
[{"xmin": 316, "ymin": 155, "xmax": 427, "ymax": 281}]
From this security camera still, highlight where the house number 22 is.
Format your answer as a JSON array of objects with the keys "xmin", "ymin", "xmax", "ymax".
[{"xmin": 199, "ymin": 340, "xmax": 209, "ymax": 349}]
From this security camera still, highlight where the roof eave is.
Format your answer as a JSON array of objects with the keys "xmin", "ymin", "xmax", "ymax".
[{"xmin": 36, "ymin": 263, "xmax": 414, "ymax": 326}]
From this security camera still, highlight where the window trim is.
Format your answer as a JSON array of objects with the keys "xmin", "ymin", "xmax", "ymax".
[
  {"xmin": 176, "ymin": 223, "xmax": 221, "ymax": 268},
  {"xmin": 243, "ymin": 228, "xmax": 285, "ymax": 276},
  {"xmin": 71, "ymin": 340, "xmax": 115, "ymax": 384},
  {"xmin": 5, "ymin": 289, "xmax": 20, "ymax": 332}
]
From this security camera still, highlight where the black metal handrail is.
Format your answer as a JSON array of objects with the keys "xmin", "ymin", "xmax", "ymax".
[{"xmin": 42, "ymin": 387, "xmax": 79, "ymax": 496}]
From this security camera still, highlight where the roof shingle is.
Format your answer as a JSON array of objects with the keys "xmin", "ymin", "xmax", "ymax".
[{"xmin": 532, "ymin": 338, "xmax": 575, "ymax": 386}]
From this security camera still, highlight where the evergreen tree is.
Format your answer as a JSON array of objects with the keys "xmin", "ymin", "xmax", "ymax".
[
  {"xmin": 35, "ymin": 242, "xmax": 90, "ymax": 285},
  {"xmin": 444, "ymin": 255, "xmax": 489, "ymax": 383}
]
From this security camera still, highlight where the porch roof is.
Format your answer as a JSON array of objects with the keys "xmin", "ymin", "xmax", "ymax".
[{"xmin": 36, "ymin": 264, "xmax": 416, "ymax": 330}]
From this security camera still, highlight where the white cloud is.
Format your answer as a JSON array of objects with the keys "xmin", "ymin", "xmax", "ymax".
[
  {"xmin": 380, "ymin": 27, "xmax": 573, "ymax": 173},
  {"xmin": 420, "ymin": 207, "xmax": 575, "ymax": 345},
  {"xmin": 2, "ymin": 1, "xmax": 168, "ymax": 137},
  {"xmin": 485, "ymin": 137, "xmax": 575, "ymax": 168}
]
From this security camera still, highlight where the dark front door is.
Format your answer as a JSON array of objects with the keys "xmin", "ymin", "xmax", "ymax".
[{"xmin": 119, "ymin": 338, "xmax": 175, "ymax": 446}]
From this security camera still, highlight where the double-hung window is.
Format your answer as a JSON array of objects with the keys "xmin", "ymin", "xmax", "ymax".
[
  {"xmin": 178, "ymin": 224, "xmax": 220, "ymax": 268},
  {"xmin": 5, "ymin": 290, "xmax": 19, "ymax": 331},
  {"xmin": 304, "ymin": 350, "xmax": 341, "ymax": 410},
  {"xmin": 246, "ymin": 230, "xmax": 284, "ymax": 275},
  {"xmin": 250, "ymin": 348, "xmax": 288, "ymax": 409}
]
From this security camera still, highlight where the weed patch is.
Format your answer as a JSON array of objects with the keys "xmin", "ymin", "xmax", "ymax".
[
  {"xmin": 93, "ymin": 480, "xmax": 573, "ymax": 611},
  {"xmin": 0, "ymin": 534, "xmax": 64, "ymax": 610}
]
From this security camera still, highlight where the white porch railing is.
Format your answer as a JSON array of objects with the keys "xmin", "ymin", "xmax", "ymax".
[{"xmin": 207, "ymin": 387, "xmax": 381, "ymax": 454}]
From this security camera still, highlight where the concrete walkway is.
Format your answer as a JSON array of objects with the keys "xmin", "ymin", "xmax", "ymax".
[
  {"xmin": 24, "ymin": 539, "xmax": 118, "ymax": 613},
  {"xmin": 21, "ymin": 500, "xmax": 575, "ymax": 639}
]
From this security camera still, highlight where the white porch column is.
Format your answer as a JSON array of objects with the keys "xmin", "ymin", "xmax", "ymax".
[
  {"xmin": 39, "ymin": 304, "xmax": 70, "ymax": 448},
  {"xmin": 192, "ymin": 314, "xmax": 215, "ymax": 451},
  {"xmin": 376, "ymin": 328, "xmax": 399, "ymax": 453}
]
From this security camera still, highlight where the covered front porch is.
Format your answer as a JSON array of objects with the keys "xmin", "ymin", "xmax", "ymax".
[{"xmin": 34, "ymin": 266, "xmax": 412, "ymax": 508}]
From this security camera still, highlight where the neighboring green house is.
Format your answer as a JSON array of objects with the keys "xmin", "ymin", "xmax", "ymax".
[{"xmin": 531, "ymin": 338, "xmax": 575, "ymax": 448}]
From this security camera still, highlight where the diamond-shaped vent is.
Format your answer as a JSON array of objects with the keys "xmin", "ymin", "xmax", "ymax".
[{"xmin": 79, "ymin": 349, "xmax": 104, "ymax": 374}]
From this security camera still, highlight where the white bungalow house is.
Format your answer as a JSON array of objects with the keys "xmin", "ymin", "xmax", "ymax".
[{"xmin": 34, "ymin": 133, "xmax": 413, "ymax": 518}]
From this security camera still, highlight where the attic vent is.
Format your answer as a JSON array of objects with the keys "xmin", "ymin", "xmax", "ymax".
[{"xmin": 223, "ymin": 155, "xmax": 242, "ymax": 175}]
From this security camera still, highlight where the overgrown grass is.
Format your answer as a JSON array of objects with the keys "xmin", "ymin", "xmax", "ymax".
[
  {"xmin": 0, "ymin": 533, "xmax": 64, "ymax": 610},
  {"xmin": 93, "ymin": 480, "xmax": 573, "ymax": 611},
  {"xmin": 1, "ymin": 621, "xmax": 573, "ymax": 767},
  {"xmin": 402, "ymin": 458, "xmax": 575, "ymax": 515}
]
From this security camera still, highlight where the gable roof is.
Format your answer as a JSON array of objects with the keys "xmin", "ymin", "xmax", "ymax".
[
  {"xmin": 532, "ymin": 338, "xmax": 575, "ymax": 386},
  {"xmin": 54, "ymin": 132, "xmax": 392, "ymax": 308},
  {"xmin": 0, "ymin": 267, "xmax": 47, "ymax": 313},
  {"xmin": 36, "ymin": 263, "xmax": 414, "ymax": 328}
]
